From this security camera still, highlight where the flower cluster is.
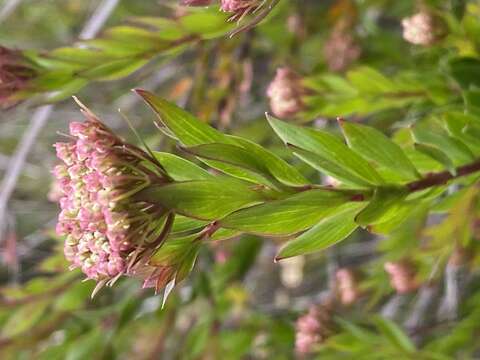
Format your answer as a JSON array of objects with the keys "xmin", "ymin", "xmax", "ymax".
[
  {"xmin": 266, "ymin": 67, "xmax": 308, "ymax": 119},
  {"xmin": 384, "ymin": 260, "xmax": 419, "ymax": 294},
  {"xmin": 54, "ymin": 100, "xmax": 170, "ymax": 286},
  {"xmin": 295, "ymin": 304, "xmax": 333, "ymax": 355},
  {"xmin": 220, "ymin": 0, "xmax": 258, "ymax": 17},
  {"xmin": 0, "ymin": 46, "xmax": 37, "ymax": 108},
  {"xmin": 323, "ymin": 22, "xmax": 361, "ymax": 72},
  {"xmin": 401, "ymin": 12, "xmax": 445, "ymax": 46}
]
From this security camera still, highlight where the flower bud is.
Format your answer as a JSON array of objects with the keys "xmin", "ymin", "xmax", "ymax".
[
  {"xmin": 384, "ymin": 260, "xmax": 419, "ymax": 294},
  {"xmin": 0, "ymin": 46, "xmax": 37, "ymax": 108},
  {"xmin": 335, "ymin": 268, "xmax": 360, "ymax": 305},
  {"xmin": 323, "ymin": 22, "xmax": 361, "ymax": 72},
  {"xmin": 266, "ymin": 67, "xmax": 307, "ymax": 119},
  {"xmin": 401, "ymin": 12, "xmax": 446, "ymax": 46}
]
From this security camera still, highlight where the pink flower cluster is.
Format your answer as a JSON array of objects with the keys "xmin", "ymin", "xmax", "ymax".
[
  {"xmin": 401, "ymin": 12, "xmax": 445, "ymax": 46},
  {"xmin": 54, "ymin": 102, "xmax": 166, "ymax": 282},
  {"xmin": 267, "ymin": 67, "xmax": 307, "ymax": 119},
  {"xmin": 295, "ymin": 305, "xmax": 332, "ymax": 355}
]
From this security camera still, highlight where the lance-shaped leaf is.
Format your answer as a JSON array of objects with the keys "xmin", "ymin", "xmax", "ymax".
[
  {"xmin": 153, "ymin": 152, "xmax": 213, "ymax": 181},
  {"xmin": 137, "ymin": 180, "xmax": 265, "ymax": 220},
  {"xmin": 267, "ymin": 115, "xmax": 383, "ymax": 186},
  {"xmin": 447, "ymin": 57, "xmax": 480, "ymax": 90},
  {"xmin": 355, "ymin": 187, "xmax": 408, "ymax": 227},
  {"xmin": 136, "ymin": 89, "xmax": 226, "ymax": 144},
  {"xmin": 291, "ymin": 146, "xmax": 375, "ymax": 188},
  {"xmin": 411, "ymin": 123, "xmax": 475, "ymax": 166},
  {"xmin": 171, "ymin": 216, "xmax": 208, "ymax": 235},
  {"xmin": 339, "ymin": 121, "xmax": 420, "ymax": 181},
  {"xmin": 372, "ymin": 317, "xmax": 416, "ymax": 353},
  {"xmin": 180, "ymin": 143, "xmax": 275, "ymax": 187},
  {"xmin": 137, "ymin": 90, "xmax": 308, "ymax": 187},
  {"xmin": 221, "ymin": 189, "xmax": 353, "ymax": 235},
  {"xmin": 275, "ymin": 202, "xmax": 365, "ymax": 260},
  {"xmin": 181, "ymin": 142, "xmax": 307, "ymax": 188},
  {"xmin": 444, "ymin": 112, "xmax": 480, "ymax": 154},
  {"xmin": 226, "ymin": 135, "xmax": 309, "ymax": 187},
  {"xmin": 414, "ymin": 143, "xmax": 456, "ymax": 175}
]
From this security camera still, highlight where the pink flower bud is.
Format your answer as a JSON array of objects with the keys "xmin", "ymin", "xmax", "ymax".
[{"xmin": 267, "ymin": 67, "xmax": 307, "ymax": 119}]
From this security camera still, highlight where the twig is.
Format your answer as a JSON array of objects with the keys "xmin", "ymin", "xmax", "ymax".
[{"xmin": 0, "ymin": 0, "xmax": 120, "ymax": 243}]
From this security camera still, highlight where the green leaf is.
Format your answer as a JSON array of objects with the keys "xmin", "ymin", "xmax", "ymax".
[
  {"xmin": 347, "ymin": 67, "xmax": 396, "ymax": 94},
  {"xmin": 221, "ymin": 189, "xmax": 353, "ymax": 235},
  {"xmin": 182, "ymin": 141, "xmax": 308, "ymax": 188},
  {"xmin": 339, "ymin": 121, "xmax": 420, "ymax": 181},
  {"xmin": 275, "ymin": 202, "xmax": 365, "ymax": 260},
  {"xmin": 355, "ymin": 187, "xmax": 408, "ymax": 227},
  {"xmin": 181, "ymin": 143, "xmax": 277, "ymax": 185},
  {"xmin": 411, "ymin": 124, "xmax": 475, "ymax": 165},
  {"xmin": 171, "ymin": 215, "xmax": 208, "ymax": 234},
  {"xmin": 291, "ymin": 146, "xmax": 374, "ymax": 187},
  {"xmin": 447, "ymin": 57, "xmax": 480, "ymax": 89},
  {"xmin": 136, "ymin": 89, "xmax": 226, "ymax": 145},
  {"xmin": 137, "ymin": 91, "xmax": 274, "ymax": 185},
  {"xmin": 444, "ymin": 112, "xmax": 480, "ymax": 154},
  {"xmin": 373, "ymin": 317, "xmax": 416, "ymax": 353},
  {"xmin": 268, "ymin": 115, "xmax": 383, "ymax": 186},
  {"xmin": 153, "ymin": 152, "xmax": 213, "ymax": 181},
  {"xmin": 2, "ymin": 300, "xmax": 49, "ymax": 337},
  {"xmin": 137, "ymin": 179, "xmax": 265, "ymax": 220},
  {"xmin": 226, "ymin": 135, "xmax": 309, "ymax": 187},
  {"xmin": 414, "ymin": 143, "xmax": 456, "ymax": 175}
]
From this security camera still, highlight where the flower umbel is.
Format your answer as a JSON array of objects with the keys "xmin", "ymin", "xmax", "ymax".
[
  {"xmin": 0, "ymin": 46, "xmax": 37, "ymax": 109},
  {"xmin": 401, "ymin": 12, "xmax": 446, "ymax": 46},
  {"xmin": 54, "ymin": 99, "xmax": 173, "ymax": 290},
  {"xmin": 295, "ymin": 303, "xmax": 333, "ymax": 355},
  {"xmin": 267, "ymin": 67, "xmax": 307, "ymax": 119}
]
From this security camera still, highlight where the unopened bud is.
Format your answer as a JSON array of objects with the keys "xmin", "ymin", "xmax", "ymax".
[
  {"xmin": 384, "ymin": 260, "xmax": 419, "ymax": 294},
  {"xmin": 335, "ymin": 268, "xmax": 361, "ymax": 305},
  {"xmin": 323, "ymin": 22, "xmax": 361, "ymax": 72}
]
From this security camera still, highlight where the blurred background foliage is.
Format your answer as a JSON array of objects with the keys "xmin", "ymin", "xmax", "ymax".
[{"xmin": 1, "ymin": 0, "xmax": 480, "ymax": 359}]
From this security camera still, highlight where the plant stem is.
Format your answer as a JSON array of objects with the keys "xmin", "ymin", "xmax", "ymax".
[{"xmin": 406, "ymin": 159, "xmax": 480, "ymax": 193}]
